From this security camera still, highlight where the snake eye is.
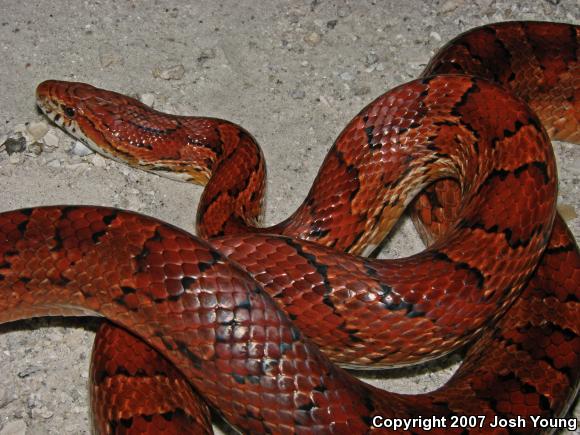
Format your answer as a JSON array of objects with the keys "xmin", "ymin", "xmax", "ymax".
[{"xmin": 63, "ymin": 106, "xmax": 76, "ymax": 118}]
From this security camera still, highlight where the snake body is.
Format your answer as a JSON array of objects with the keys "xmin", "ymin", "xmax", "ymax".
[{"xmin": 0, "ymin": 21, "xmax": 578, "ymax": 433}]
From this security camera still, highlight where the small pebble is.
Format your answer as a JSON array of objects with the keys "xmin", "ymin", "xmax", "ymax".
[
  {"xmin": 91, "ymin": 154, "xmax": 107, "ymax": 168},
  {"xmin": 70, "ymin": 141, "xmax": 94, "ymax": 157},
  {"xmin": 42, "ymin": 130, "xmax": 60, "ymax": 148},
  {"xmin": 3, "ymin": 136, "xmax": 26, "ymax": 155},
  {"xmin": 197, "ymin": 48, "xmax": 217, "ymax": 63},
  {"xmin": 26, "ymin": 121, "xmax": 49, "ymax": 141},
  {"xmin": 430, "ymin": 31, "xmax": 442, "ymax": 42},
  {"xmin": 32, "ymin": 406, "xmax": 54, "ymax": 419},
  {"xmin": 440, "ymin": 0, "xmax": 464, "ymax": 13},
  {"xmin": 27, "ymin": 141, "xmax": 44, "ymax": 156},
  {"xmin": 364, "ymin": 52, "xmax": 379, "ymax": 67},
  {"xmin": 153, "ymin": 63, "xmax": 186, "ymax": 80},
  {"xmin": 326, "ymin": 19, "xmax": 338, "ymax": 29},
  {"xmin": 304, "ymin": 32, "xmax": 322, "ymax": 47},
  {"xmin": 140, "ymin": 93, "xmax": 156, "ymax": 107}
]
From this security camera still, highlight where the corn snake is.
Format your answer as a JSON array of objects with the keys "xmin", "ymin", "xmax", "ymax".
[{"xmin": 0, "ymin": 20, "xmax": 578, "ymax": 433}]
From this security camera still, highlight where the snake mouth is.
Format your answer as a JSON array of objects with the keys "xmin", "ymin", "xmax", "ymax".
[
  {"xmin": 36, "ymin": 97, "xmax": 63, "ymax": 125},
  {"xmin": 36, "ymin": 80, "xmax": 80, "ymax": 130}
]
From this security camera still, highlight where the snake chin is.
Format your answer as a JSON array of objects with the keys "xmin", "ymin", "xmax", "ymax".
[
  {"xmin": 36, "ymin": 98, "xmax": 74, "ymax": 131},
  {"xmin": 149, "ymin": 167, "xmax": 196, "ymax": 182}
]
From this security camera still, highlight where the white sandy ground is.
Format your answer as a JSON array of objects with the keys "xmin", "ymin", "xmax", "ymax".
[{"xmin": 0, "ymin": 1, "xmax": 578, "ymax": 434}]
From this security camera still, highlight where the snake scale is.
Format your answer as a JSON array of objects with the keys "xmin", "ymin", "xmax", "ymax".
[{"xmin": 0, "ymin": 21, "xmax": 578, "ymax": 434}]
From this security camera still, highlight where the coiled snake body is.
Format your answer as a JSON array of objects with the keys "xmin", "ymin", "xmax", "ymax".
[{"xmin": 0, "ymin": 21, "xmax": 578, "ymax": 434}]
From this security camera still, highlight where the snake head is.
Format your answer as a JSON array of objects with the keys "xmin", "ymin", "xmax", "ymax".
[
  {"xmin": 36, "ymin": 79, "xmax": 131, "ymax": 156},
  {"xmin": 35, "ymin": 80, "xmax": 161, "ymax": 167},
  {"xmin": 35, "ymin": 80, "xmax": 213, "ymax": 184},
  {"xmin": 36, "ymin": 80, "xmax": 100, "ymax": 134}
]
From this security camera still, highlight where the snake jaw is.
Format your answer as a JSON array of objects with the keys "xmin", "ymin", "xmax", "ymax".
[
  {"xmin": 36, "ymin": 81, "xmax": 81, "ymax": 135},
  {"xmin": 36, "ymin": 80, "xmax": 127, "ymax": 162},
  {"xmin": 37, "ymin": 100, "xmax": 76, "ymax": 130}
]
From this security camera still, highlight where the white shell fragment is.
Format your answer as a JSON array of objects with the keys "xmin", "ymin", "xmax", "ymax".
[
  {"xmin": 140, "ymin": 93, "xmax": 156, "ymax": 107},
  {"xmin": 42, "ymin": 130, "xmax": 60, "ymax": 148},
  {"xmin": 26, "ymin": 121, "xmax": 49, "ymax": 141},
  {"xmin": 70, "ymin": 141, "xmax": 94, "ymax": 157},
  {"xmin": 152, "ymin": 63, "xmax": 185, "ymax": 80},
  {"xmin": 90, "ymin": 154, "xmax": 107, "ymax": 168}
]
